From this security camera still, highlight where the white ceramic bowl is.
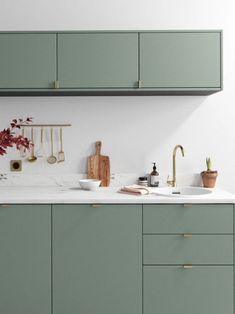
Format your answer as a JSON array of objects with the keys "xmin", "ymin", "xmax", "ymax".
[{"xmin": 79, "ymin": 179, "xmax": 101, "ymax": 190}]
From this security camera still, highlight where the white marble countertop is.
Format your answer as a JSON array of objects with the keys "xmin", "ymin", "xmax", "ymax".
[{"xmin": 0, "ymin": 186, "xmax": 234, "ymax": 204}]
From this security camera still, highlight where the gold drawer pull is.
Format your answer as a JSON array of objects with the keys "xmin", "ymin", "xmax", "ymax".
[
  {"xmin": 1, "ymin": 204, "xmax": 10, "ymax": 208},
  {"xmin": 183, "ymin": 204, "xmax": 192, "ymax": 208},
  {"xmin": 91, "ymin": 204, "xmax": 102, "ymax": 208},
  {"xmin": 183, "ymin": 233, "xmax": 192, "ymax": 238},
  {"xmin": 54, "ymin": 80, "xmax": 60, "ymax": 89},
  {"xmin": 183, "ymin": 265, "xmax": 193, "ymax": 269},
  {"xmin": 138, "ymin": 80, "xmax": 142, "ymax": 88}
]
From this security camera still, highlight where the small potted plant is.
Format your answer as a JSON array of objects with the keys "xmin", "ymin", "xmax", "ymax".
[{"xmin": 201, "ymin": 157, "xmax": 218, "ymax": 188}]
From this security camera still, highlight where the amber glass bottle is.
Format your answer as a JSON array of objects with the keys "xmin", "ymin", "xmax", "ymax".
[{"xmin": 150, "ymin": 162, "xmax": 159, "ymax": 187}]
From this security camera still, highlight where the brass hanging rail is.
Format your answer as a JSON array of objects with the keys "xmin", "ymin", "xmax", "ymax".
[{"xmin": 20, "ymin": 124, "xmax": 72, "ymax": 127}]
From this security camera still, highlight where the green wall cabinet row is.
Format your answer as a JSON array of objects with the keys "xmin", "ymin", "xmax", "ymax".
[
  {"xmin": 0, "ymin": 203, "xmax": 232, "ymax": 314},
  {"xmin": 0, "ymin": 31, "xmax": 222, "ymax": 96}
]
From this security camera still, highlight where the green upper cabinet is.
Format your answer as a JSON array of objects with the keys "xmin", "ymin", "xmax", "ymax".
[
  {"xmin": 57, "ymin": 33, "xmax": 138, "ymax": 88},
  {"xmin": 53, "ymin": 204, "xmax": 142, "ymax": 314},
  {"xmin": 0, "ymin": 33, "xmax": 56, "ymax": 89},
  {"xmin": 139, "ymin": 31, "xmax": 222, "ymax": 90},
  {"xmin": 0, "ymin": 204, "xmax": 51, "ymax": 314},
  {"xmin": 0, "ymin": 30, "xmax": 222, "ymax": 95}
]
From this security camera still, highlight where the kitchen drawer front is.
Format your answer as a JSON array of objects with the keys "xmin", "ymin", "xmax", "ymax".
[
  {"xmin": 143, "ymin": 235, "xmax": 233, "ymax": 265},
  {"xmin": 144, "ymin": 266, "xmax": 233, "ymax": 314},
  {"xmin": 143, "ymin": 204, "xmax": 233, "ymax": 234}
]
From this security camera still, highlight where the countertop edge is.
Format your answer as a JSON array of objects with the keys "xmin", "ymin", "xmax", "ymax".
[{"xmin": 0, "ymin": 187, "xmax": 234, "ymax": 204}]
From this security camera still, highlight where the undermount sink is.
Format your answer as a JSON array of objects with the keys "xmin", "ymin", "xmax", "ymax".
[{"xmin": 155, "ymin": 186, "xmax": 213, "ymax": 198}]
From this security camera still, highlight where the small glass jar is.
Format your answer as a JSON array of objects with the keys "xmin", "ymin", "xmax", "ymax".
[{"xmin": 138, "ymin": 176, "xmax": 148, "ymax": 187}]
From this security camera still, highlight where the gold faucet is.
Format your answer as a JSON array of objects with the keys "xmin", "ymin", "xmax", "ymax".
[{"xmin": 167, "ymin": 144, "xmax": 185, "ymax": 187}]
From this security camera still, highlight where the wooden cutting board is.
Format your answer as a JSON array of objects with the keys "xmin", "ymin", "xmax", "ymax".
[{"xmin": 87, "ymin": 141, "xmax": 110, "ymax": 187}]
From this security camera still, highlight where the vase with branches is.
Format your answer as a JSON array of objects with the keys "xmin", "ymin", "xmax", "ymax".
[{"xmin": 0, "ymin": 118, "xmax": 32, "ymax": 156}]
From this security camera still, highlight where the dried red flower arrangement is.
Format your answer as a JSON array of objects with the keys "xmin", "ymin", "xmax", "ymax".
[{"xmin": 0, "ymin": 118, "xmax": 33, "ymax": 156}]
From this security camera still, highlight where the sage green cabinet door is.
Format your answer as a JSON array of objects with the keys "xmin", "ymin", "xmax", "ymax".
[
  {"xmin": 144, "ymin": 266, "xmax": 233, "ymax": 314},
  {"xmin": 0, "ymin": 204, "xmax": 51, "ymax": 314},
  {"xmin": 0, "ymin": 33, "xmax": 56, "ymax": 88},
  {"xmin": 140, "ymin": 32, "xmax": 221, "ymax": 88},
  {"xmin": 53, "ymin": 204, "xmax": 142, "ymax": 314},
  {"xmin": 58, "ymin": 33, "xmax": 138, "ymax": 88}
]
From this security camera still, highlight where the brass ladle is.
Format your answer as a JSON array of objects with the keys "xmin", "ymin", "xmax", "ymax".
[{"xmin": 27, "ymin": 128, "xmax": 37, "ymax": 162}]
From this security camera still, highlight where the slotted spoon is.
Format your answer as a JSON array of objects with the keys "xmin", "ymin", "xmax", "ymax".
[
  {"xmin": 47, "ymin": 128, "xmax": 57, "ymax": 164},
  {"xmin": 57, "ymin": 127, "xmax": 65, "ymax": 162}
]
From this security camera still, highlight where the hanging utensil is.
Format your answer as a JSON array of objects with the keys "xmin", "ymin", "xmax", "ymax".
[
  {"xmin": 47, "ymin": 128, "xmax": 57, "ymax": 164},
  {"xmin": 57, "ymin": 127, "xmax": 65, "ymax": 162},
  {"xmin": 27, "ymin": 128, "xmax": 37, "ymax": 162},
  {"xmin": 36, "ymin": 127, "xmax": 44, "ymax": 158},
  {"xmin": 20, "ymin": 128, "xmax": 27, "ymax": 158}
]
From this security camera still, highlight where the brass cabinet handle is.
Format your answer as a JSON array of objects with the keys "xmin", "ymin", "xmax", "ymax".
[
  {"xmin": 91, "ymin": 204, "xmax": 102, "ymax": 208},
  {"xmin": 182, "ymin": 233, "xmax": 192, "ymax": 238},
  {"xmin": 54, "ymin": 80, "xmax": 60, "ymax": 89},
  {"xmin": 183, "ymin": 265, "xmax": 193, "ymax": 269},
  {"xmin": 1, "ymin": 204, "xmax": 10, "ymax": 208},
  {"xmin": 138, "ymin": 80, "xmax": 142, "ymax": 88},
  {"xmin": 183, "ymin": 204, "xmax": 193, "ymax": 208}
]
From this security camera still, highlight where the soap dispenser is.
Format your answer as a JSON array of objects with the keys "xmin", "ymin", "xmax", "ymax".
[{"xmin": 150, "ymin": 162, "xmax": 159, "ymax": 187}]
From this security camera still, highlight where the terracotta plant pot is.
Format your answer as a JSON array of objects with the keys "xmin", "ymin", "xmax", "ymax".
[{"xmin": 201, "ymin": 171, "xmax": 218, "ymax": 188}]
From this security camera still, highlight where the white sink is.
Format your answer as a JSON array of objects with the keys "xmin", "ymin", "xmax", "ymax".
[{"xmin": 155, "ymin": 186, "xmax": 213, "ymax": 198}]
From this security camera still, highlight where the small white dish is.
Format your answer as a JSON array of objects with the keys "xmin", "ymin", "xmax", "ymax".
[{"xmin": 79, "ymin": 179, "xmax": 101, "ymax": 190}]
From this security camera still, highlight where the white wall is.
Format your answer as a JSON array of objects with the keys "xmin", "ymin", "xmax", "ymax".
[{"xmin": 0, "ymin": 0, "xmax": 235, "ymax": 192}]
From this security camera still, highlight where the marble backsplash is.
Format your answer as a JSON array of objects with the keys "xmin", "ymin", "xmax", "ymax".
[{"xmin": 0, "ymin": 173, "xmax": 202, "ymax": 187}]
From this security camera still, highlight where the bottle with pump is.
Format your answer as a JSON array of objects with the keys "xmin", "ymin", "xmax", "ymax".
[{"xmin": 150, "ymin": 162, "xmax": 159, "ymax": 187}]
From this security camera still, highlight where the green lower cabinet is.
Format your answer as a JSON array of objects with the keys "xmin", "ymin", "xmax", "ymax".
[
  {"xmin": 144, "ymin": 266, "xmax": 233, "ymax": 314},
  {"xmin": 52, "ymin": 204, "xmax": 142, "ymax": 314},
  {"xmin": 0, "ymin": 202, "xmax": 233, "ymax": 314},
  {"xmin": 0, "ymin": 204, "xmax": 51, "ymax": 314}
]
